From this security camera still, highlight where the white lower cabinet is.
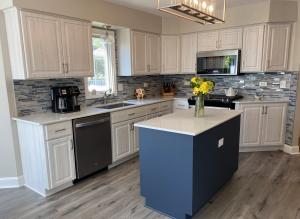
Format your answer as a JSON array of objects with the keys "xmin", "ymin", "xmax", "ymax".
[
  {"xmin": 236, "ymin": 102, "xmax": 287, "ymax": 151},
  {"xmin": 112, "ymin": 121, "xmax": 132, "ymax": 162},
  {"xmin": 47, "ymin": 136, "xmax": 75, "ymax": 189},
  {"xmin": 16, "ymin": 120, "xmax": 75, "ymax": 196}
]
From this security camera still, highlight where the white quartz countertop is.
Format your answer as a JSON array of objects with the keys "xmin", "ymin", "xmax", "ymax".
[
  {"xmin": 233, "ymin": 97, "xmax": 289, "ymax": 104},
  {"xmin": 135, "ymin": 107, "xmax": 243, "ymax": 136},
  {"xmin": 12, "ymin": 97, "xmax": 175, "ymax": 125}
]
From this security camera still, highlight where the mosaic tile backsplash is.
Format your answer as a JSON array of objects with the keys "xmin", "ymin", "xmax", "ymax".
[{"xmin": 13, "ymin": 72, "xmax": 298, "ymax": 145}]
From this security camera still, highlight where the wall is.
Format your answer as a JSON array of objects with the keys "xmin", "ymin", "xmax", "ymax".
[
  {"xmin": 0, "ymin": 13, "xmax": 22, "ymax": 180},
  {"xmin": 163, "ymin": 72, "xmax": 298, "ymax": 146},
  {"xmin": 3, "ymin": 0, "xmax": 162, "ymax": 34}
]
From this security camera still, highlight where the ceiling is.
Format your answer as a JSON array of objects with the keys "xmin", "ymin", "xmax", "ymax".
[{"xmin": 104, "ymin": 0, "xmax": 269, "ymax": 16}]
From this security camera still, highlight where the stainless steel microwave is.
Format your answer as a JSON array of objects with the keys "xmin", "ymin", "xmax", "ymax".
[{"xmin": 197, "ymin": 50, "xmax": 241, "ymax": 76}]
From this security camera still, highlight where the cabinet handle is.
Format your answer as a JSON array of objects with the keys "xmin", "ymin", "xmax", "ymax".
[
  {"xmin": 66, "ymin": 64, "xmax": 69, "ymax": 73},
  {"xmin": 128, "ymin": 113, "xmax": 136, "ymax": 116},
  {"xmin": 55, "ymin": 128, "xmax": 66, "ymax": 133},
  {"xmin": 62, "ymin": 63, "xmax": 66, "ymax": 73},
  {"xmin": 219, "ymin": 39, "xmax": 221, "ymax": 48},
  {"xmin": 151, "ymin": 108, "xmax": 158, "ymax": 111},
  {"xmin": 262, "ymin": 106, "xmax": 265, "ymax": 115},
  {"xmin": 265, "ymin": 106, "xmax": 268, "ymax": 115},
  {"xmin": 70, "ymin": 139, "xmax": 74, "ymax": 150}
]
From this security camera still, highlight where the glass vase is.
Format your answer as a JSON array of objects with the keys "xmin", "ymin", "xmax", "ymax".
[{"xmin": 195, "ymin": 94, "xmax": 205, "ymax": 118}]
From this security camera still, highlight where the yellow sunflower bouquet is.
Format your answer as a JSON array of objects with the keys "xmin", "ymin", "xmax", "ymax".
[
  {"xmin": 190, "ymin": 77, "xmax": 215, "ymax": 96},
  {"xmin": 190, "ymin": 77, "xmax": 215, "ymax": 117}
]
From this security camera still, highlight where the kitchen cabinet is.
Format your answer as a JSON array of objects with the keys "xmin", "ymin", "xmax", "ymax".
[
  {"xmin": 181, "ymin": 33, "xmax": 198, "ymax": 73},
  {"xmin": 117, "ymin": 29, "xmax": 160, "ymax": 76},
  {"xmin": 111, "ymin": 121, "xmax": 132, "ymax": 161},
  {"xmin": 236, "ymin": 102, "xmax": 287, "ymax": 151},
  {"xmin": 47, "ymin": 136, "xmax": 75, "ymax": 189},
  {"xmin": 161, "ymin": 35, "xmax": 181, "ymax": 74},
  {"xmin": 132, "ymin": 116, "xmax": 147, "ymax": 152},
  {"xmin": 147, "ymin": 33, "xmax": 161, "ymax": 74},
  {"xmin": 15, "ymin": 120, "xmax": 75, "ymax": 196},
  {"xmin": 197, "ymin": 28, "xmax": 242, "ymax": 52},
  {"xmin": 4, "ymin": 8, "xmax": 93, "ymax": 79},
  {"xmin": 241, "ymin": 25, "xmax": 265, "ymax": 72},
  {"xmin": 264, "ymin": 23, "xmax": 291, "ymax": 72}
]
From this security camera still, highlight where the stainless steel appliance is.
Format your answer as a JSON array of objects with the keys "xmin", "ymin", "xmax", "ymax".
[
  {"xmin": 51, "ymin": 86, "xmax": 81, "ymax": 113},
  {"xmin": 188, "ymin": 94, "xmax": 243, "ymax": 109},
  {"xmin": 73, "ymin": 114, "xmax": 112, "ymax": 180},
  {"xmin": 197, "ymin": 50, "xmax": 241, "ymax": 75}
]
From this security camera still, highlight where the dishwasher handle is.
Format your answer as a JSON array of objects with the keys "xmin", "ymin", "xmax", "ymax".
[{"xmin": 75, "ymin": 118, "xmax": 110, "ymax": 128}]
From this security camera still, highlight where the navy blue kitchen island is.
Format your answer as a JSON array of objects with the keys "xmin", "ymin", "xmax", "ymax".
[{"xmin": 135, "ymin": 108, "xmax": 242, "ymax": 219}]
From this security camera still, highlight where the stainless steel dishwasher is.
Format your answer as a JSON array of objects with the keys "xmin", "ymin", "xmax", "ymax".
[{"xmin": 73, "ymin": 113, "xmax": 112, "ymax": 180}]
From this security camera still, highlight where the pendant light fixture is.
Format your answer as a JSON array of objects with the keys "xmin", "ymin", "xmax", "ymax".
[{"xmin": 157, "ymin": 0, "xmax": 226, "ymax": 25}]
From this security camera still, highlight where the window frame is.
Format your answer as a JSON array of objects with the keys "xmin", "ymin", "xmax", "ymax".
[{"xmin": 85, "ymin": 28, "xmax": 117, "ymax": 100}]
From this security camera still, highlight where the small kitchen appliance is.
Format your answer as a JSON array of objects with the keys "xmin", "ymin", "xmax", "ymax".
[
  {"xmin": 224, "ymin": 87, "xmax": 239, "ymax": 97},
  {"xmin": 188, "ymin": 94, "xmax": 243, "ymax": 109},
  {"xmin": 51, "ymin": 86, "xmax": 81, "ymax": 113}
]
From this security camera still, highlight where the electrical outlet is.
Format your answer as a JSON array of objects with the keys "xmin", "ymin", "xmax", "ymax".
[
  {"xmin": 117, "ymin": 83, "xmax": 124, "ymax": 92},
  {"xmin": 218, "ymin": 138, "xmax": 224, "ymax": 148},
  {"xmin": 259, "ymin": 81, "xmax": 268, "ymax": 87},
  {"xmin": 184, "ymin": 80, "xmax": 190, "ymax": 86},
  {"xmin": 144, "ymin": 83, "xmax": 149, "ymax": 88},
  {"xmin": 280, "ymin": 80, "xmax": 290, "ymax": 89}
]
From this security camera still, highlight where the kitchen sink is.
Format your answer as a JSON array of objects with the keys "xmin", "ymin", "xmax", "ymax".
[{"xmin": 97, "ymin": 102, "xmax": 135, "ymax": 109}]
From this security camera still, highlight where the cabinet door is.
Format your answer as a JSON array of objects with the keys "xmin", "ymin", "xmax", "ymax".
[
  {"xmin": 197, "ymin": 31, "xmax": 219, "ymax": 52},
  {"xmin": 131, "ymin": 31, "xmax": 148, "ymax": 75},
  {"xmin": 47, "ymin": 136, "xmax": 75, "ymax": 189},
  {"xmin": 112, "ymin": 121, "xmax": 132, "ymax": 162},
  {"xmin": 240, "ymin": 104, "xmax": 264, "ymax": 147},
  {"xmin": 61, "ymin": 19, "xmax": 93, "ymax": 77},
  {"xmin": 147, "ymin": 34, "xmax": 161, "ymax": 74},
  {"xmin": 219, "ymin": 28, "xmax": 243, "ymax": 50},
  {"xmin": 161, "ymin": 35, "xmax": 180, "ymax": 74},
  {"xmin": 132, "ymin": 116, "xmax": 147, "ymax": 152},
  {"xmin": 261, "ymin": 104, "xmax": 287, "ymax": 146},
  {"xmin": 20, "ymin": 11, "xmax": 64, "ymax": 78},
  {"xmin": 241, "ymin": 25, "xmax": 265, "ymax": 72},
  {"xmin": 181, "ymin": 33, "xmax": 198, "ymax": 73},
  {"xmin": 265, "ymin": 24, "xmax": 291, "ymax": 72}
]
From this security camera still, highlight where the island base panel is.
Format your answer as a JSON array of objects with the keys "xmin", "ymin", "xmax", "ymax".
[{"xmin": 139, "ymin": 116, "xmax": 241, "ymax": 219}]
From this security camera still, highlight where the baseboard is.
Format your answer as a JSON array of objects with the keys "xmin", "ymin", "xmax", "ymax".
[
  {"xmin": 0, "ymin": 175, "xmax": 24, "ymax": 189},
  {"xmin": 282, "ymin": 144, "xmax": 300, "ymax": 155},
  {"xmin": 239, "ymin": 145, "xmax": 282, "ymax": 152}
]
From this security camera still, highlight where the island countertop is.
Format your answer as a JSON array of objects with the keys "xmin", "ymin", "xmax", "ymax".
[{"xmin": 135, "ymin": 107, "xmax": 243, "ymax": 136}]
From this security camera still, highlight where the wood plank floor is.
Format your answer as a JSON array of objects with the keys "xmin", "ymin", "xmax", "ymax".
[{"xmin": 1, "ymin": 151, "xmax": 300, "ymax": 219}]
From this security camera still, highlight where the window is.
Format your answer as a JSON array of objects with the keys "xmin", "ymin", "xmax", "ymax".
[{"xmin": 85, "ymin": 28, "xmax": 117, "ymax": 99}]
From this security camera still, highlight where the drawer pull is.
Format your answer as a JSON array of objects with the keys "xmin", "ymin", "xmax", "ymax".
[
  {"xmin": 128, "ymin": 113, "xmax": 136, "ymax": 116},
  {"xmin": 55, "ymin": 128, "xmax": 67, "ymax": 133},
  {"xmin": 151, "ymin": 108, "xmax": 158, "ymax": 111}
]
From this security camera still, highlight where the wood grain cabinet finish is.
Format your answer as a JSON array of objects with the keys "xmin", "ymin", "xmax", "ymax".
[
  {"xmin": 198, "ymin": 28, "xmax": 242, "ymax": 52},
  {"xmin": 4, "ymin": 8, "xmax": 93, "ymax": 79},
  {"xmin": 237, "ymin": 102, "xmax": 287, "ymax": 150},
  {"xmin": 264, "ymin": 23, "xmax": 291, "ymax": 72},
  {"xmin": 47, "ymin": 136, "xmax": 76, "ymax": 189},
  {"xmin": 241, "ymin": 25, "xmax": 265, "ymax": 72},
  {"xmin": 147, "ymin": 33, "xmax": 161, "ymax": 74},
  {"xmin": 181, "ymin": 33, "xmax": 198, "ymax": 73},
  {"xmin": 161, "ymin": 35, "xmax": 181, "ymax": 74}
]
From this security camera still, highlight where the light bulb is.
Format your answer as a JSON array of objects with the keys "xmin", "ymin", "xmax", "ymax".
[
  {"xmin": 208, "ymin": 5, "xmax": 214, "ymax": 14},
  {"xmin": 202, "ymin": 1, "xmax": 207, "ymax": 10}
]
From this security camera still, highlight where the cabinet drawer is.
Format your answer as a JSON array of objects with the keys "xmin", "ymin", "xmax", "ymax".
[
  {"xmin": 147, "ymin": 104, "xmax": 160, "ymax": 114},
  {"xmin": 45, "ymin": 121, "xmax": 72, "ymax": 140},
  {"xmin": 160, "ymin": 101, "xmax": 172, "ymax": 112},
  {"xmin": 111, "ymin": 106, "xmax": 147, "ymax": 124}
]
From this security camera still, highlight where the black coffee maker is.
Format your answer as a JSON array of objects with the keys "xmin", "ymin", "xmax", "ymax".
[{"xmin": 51, "ymin": 86, "xmax": 81, "ymax": 113}]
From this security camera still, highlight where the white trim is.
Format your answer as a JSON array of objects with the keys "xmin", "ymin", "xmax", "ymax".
[
  {"xmin": 282, "ymin": 144, "xmax": 300, "ymax": 155},
  {"xmin": 239, "ymin": 145, "xmax": 282, "ymax": 152},
  {"xmin": 0, "ymin": 175, "xmax": 24, "ymax": 188}
]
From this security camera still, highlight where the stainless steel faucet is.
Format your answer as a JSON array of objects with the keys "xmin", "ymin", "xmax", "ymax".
[{"xmin": 103, "ymin": 89, "xmax": 112, "ymax": 104}]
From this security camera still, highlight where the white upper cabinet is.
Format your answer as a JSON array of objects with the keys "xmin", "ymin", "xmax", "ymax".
[
  {"xmin": 131, "ymin": 31, "xmax": 148, "ymax": 75},
  {"xmin": 241, "ymin": 25, "xmax": 265, "ymax": 72},
  {"xmin": 181, "ymin": 33, "xmax": 197, "ymax": 73},
  {"xmin": 4, "ymin": 8, "xmax": 93, "ymax": 80},
  {"xmin": 161, "ymin": 35, "xmax": 180, "ymax": 74},
  {"xmin": 198, "ymin": 28, "xmax": 242, "ymax": 52},
  {"xmin": 264, "ymin": 23, "xmax": 291, "ymax": 72},
  {"xmin": 117, "ymin": 30, "xmax": 161, "ymax": 76},
  {"xmin": 61, "ymin": 19, "xmax": 93, "ymax": 77},
  {"xmin": 147, "ymin": 34, "xmax": 161, "ymax": 74},
  {"xmin": 198, "ymin": 31, "xmax": 219, "ymax": 52},
  {"xmin": 218, "ymin": 28, "xmax": 243, "ymax": 50}
]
